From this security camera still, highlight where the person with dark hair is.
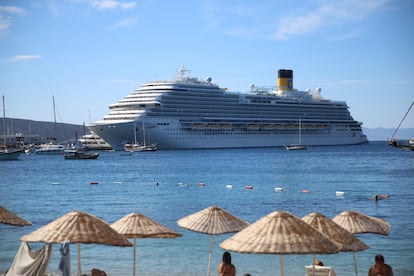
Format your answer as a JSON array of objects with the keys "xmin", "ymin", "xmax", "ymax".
[
  {"xmin": 368, "ymin": 254, "xmax": 393, "ymax": 276},
  {"xmin": 218, "ymin": 251, "xmax": 236, "ymax": 276}
]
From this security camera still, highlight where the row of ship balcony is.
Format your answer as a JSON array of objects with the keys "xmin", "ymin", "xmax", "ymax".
[{"xmin": 180, "ymin": 122, "xmax": 328, "ymax": 131}]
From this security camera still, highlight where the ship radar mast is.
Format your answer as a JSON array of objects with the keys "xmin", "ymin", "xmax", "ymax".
[{"xmin": 176, "ymin": 65, "xmax": 191, "ymax": 80}]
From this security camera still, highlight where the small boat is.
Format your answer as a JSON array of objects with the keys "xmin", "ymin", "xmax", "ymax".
[
  {"xmin": 124, "ymin": 143, "xmax": 158, "ymax": 152},
  {"xmin": 274, "ymin": 187, "xmax": 283, "ymax": 192},
  {"xmin": 1, "ymin": 96, "xmax": 23, "ymax": 161},
  {"xmin": 0, "ymin": 148, "xmax": 23, "ymax": 161},
  {"xmin": 124, "ymin": 120, "xmax": 158, "ymax": 152},
  {"xmin": 389, "ymin": 101, "xmax": 414, "ymax": 151},
  {"xmin": 285, "ymin": 145, "xmax": 307, "ymax": 150},
  {"xmin": 79, "ymin": 131, "xmax": 112, "ymax": 150},
  {"xmin": 285, "ymin": 118, "xmax": 307, "ymax": 150},
  {"xmin": 35, "ymin": 142, "xmax": 67, "ymax": 155},
  {"xmin": 64, "ymin": 148, "xmax": 99, "ymax": 160}
]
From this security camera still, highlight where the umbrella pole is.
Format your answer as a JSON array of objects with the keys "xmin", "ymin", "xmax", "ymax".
[
  {"xmin": 77, "ymin": 243, "xmax": 81, "ymax": 276},
  {"xmin": 353, "ymin": 252, "xmax": 358, "ymax": 276},
  {"xmin": 312, "ymin": 254, "xmax": 316, "ymax": 276},
  {"xmin": 279, "ymin": 255, "xmax": 284, "ymax": 276},
  {"xmin": 133, "ymin": 239, "xmax": 136, "ymax": 276},
  {"xmin": 207, "ymin": 235, "xmax": 214, "ymax": 276}
]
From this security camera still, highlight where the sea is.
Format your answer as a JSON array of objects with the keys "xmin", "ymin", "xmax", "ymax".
[{"xmin": 1, "ymin": 141, "xmax": 413, "ymax": 276}]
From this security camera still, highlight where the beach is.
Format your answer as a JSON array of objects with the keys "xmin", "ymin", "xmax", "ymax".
[{"xmin": 1, "ymin": 141, "xmax": 413, "ymax": 275}]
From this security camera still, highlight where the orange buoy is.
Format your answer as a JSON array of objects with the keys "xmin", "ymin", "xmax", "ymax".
[
  {"xmin": 198, "ymin": 182, "xmax": 206, "ymax": 187},
  {"xmin": 301, "ymin": 189, "xmax": 310, "ymax": 193},
  {"xmin": 245, "ymin": 185, "xmax": 253, "ymax": 190},
  {"xmin": 90, "ymin": 181, "xmax": 99, "ymax": 185}
]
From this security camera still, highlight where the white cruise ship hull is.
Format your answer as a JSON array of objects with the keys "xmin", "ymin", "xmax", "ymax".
[{"xmin": 88, "ymin": 118, "xmax": 367, "ymax": 150}]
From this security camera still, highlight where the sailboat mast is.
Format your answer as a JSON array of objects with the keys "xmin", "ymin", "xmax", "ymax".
[
  {"xmin": 133, "ymin": 120, "xmax": 137, "ymax": 145},
  {"xmin": 53, "ymin": 96, "xmax": 57, "ymax": 141},
  {"xmin": 390, "ymin": 101, "xmax": 414, "ymax": 140},
  {"xmin": 2, "ymin": 96, "xmax": 6, "ymax": 145}
]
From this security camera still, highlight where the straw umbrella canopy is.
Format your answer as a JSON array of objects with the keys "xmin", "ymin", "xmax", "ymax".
[
  {"xmin": 220, "ymin": 211, "xmax": 340, "ymax": 276},
  {"xmin": 332, "ymin": 210, "xmax": 391, "ymax": 235},
  {"xmin": 21, "ymin": 210, "xmax": 132, "ymax": 276},
  {"xmin": 177, "ymin": 206, "xmax": 249, "ymax": 276},
  {"xmin": 302, "ymin": 212, "xmax": 369, "ymax": 275},
  {"xmin": 111, "ymin": 213, "xmax": 182, "ymax": 276},
  {"xmin": 0, "ymin": 205, "xmax": 32, "ymax": 226}
]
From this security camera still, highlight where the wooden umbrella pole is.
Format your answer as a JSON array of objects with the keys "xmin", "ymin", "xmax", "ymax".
[
  {"xmin": 207, "ymin": 235, "xmax": 214, "ymax": 276},
  {"xmin": 312, "ymin": 255, "xmax": 316, "ymax": 276},
  {"xmin": 353, "ymin": 252, "xmax": 358, "ymax": 276},
  {"xmin": 133, "ymin": 239, "xmax": 136, "ymax": 276},
  {"xmin": 77, "ymin": 243, "xmax": 81, "ymax": 276},
  {"xmin": 279, "ymin": 255, "xmax": 284, "ymax": 276}
]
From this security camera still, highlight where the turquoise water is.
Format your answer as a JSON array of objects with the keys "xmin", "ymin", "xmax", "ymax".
[{"xmin": 1, "ymin": 142, "xmax": 413, "ymax": 275}]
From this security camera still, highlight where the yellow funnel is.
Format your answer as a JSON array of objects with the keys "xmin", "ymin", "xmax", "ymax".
[{"xmin": 278, "ymin": 69, "xmax": 293, "ymax": 91}]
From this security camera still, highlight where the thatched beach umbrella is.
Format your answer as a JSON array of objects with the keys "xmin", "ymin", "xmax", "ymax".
[
  {"xmin": 332, "ymin": 210, "xmax": 391, "ymax": 235},
  {"xmin": 177, "ymin": 206, "xmax": 249, "ymax": 276},
  {"xmin": 303, "ymin": 212, "xmax": 369, "ymax": 275},
  {"xmin": 111, "ymin": 213, "xmax": 182, "ymax": 276},
  {"xmin": 0, "ymin": 205, "xmax": 32, "ymax": 226},
  {"xmin": 21, "ymin": 210, "xmax": 132, "ymax": 276},
  {"xmin": 220, "ymin": 211, "xmax": 340, "ymax": 276}
]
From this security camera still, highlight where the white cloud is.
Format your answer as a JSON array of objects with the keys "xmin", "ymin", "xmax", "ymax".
[
  {"xmin": 110, "ymin": 17, "xmax": 136, "ymax": 30},
  {"xmin": 0, "ymin": 5, "xmax": 26, "ymax": 33},
  {"xmin": 273, "ymin": 0, "xmax": 390, "ymax": 40},
  {"xmin": 6, "ymin": 55, "xmax": 42, "ymax": 62},
  {"xmin": 274, "ymin": 12, "xmax": 322, "ymax": 40},
  {"xmin": 0, "ymin": 16, "xmax": 11, "ymax": 31},
  {"xmin": 0, "ymin": 5, "xmax": 26, "ymax": 16},
  {"xmin": 89, "ymin": 0, "xmax": 136, "ymax": 10}
]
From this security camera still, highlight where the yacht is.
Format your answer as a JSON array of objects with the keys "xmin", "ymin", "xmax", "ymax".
[
  {"xmin": 79, "ymin": 132, "xmax": 112, "ymax": 150},
  {"xmin": 87, "ymin": 67, "xmax": 368, "ymax": 150}
]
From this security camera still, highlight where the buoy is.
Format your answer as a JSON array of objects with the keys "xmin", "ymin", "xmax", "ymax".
[
  {"xmin": 51, "ymin": 182, "xmax": 60, "ymax": 185},
  {"xmin": 226, "ymin": 184, "xmax": 233, "ymax": 189},
  {"xmin": 198, "ymin": 182, "xmax": 205, "ymax": 187},
  {"xmin": 301, "ymin": 189, "xmax": 311, "ymax": 193},
  {"xmin": 113, "ymin": 181, "xmax": 123, "ymax": 184},
  {"xmin": 90, "ymin": 181, "xmax": 99, "ymax": 185},
  {"xmin": 274, "ymin": 187, "xmax": 283, "ymax": 192},
  {"xmin": 336, "ymin": 191, "xmax": 345, "ymax": 196},
  {"xmin": 245, "ymin": 185, "xmax": 253, "ymax": 190}
]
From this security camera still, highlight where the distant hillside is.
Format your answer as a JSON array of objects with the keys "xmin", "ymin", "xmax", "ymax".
[
  {"xmin": 363, "ymin": 127, "xmax": 414, "ymax": 141},
  {"xmin": 1, "ymin": 118, "xmax": 84, "ymax": 144},
  {"xmin": 1, "ymin": 118, "xmax": 413, "ymax": 143}
]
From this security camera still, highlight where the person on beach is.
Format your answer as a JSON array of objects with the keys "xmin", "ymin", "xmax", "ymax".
[
  {"xmin": 218, "ymin": 251, "xmax": 236, "ymax": 276},
  {"xmin": 368, "ymin": 254, "xmax": 393, "ymax": 276},
  {"xmin": 309, "ymin": 259, "xmax": 336, "ymax": 276}
]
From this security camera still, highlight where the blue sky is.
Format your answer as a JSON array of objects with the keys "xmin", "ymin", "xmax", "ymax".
[{"xmin": 1, "ymin": 0, "xmax": 413, "ymax": 129}]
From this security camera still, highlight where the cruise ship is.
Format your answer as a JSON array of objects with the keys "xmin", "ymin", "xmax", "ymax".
[{"xmin": 87, "ymin": 67, "xmax": 367, "ymax": 150}]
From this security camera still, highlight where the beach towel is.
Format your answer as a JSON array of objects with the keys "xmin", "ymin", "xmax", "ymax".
[
  {"xmin": 6, "ymin": 242, "xmax": 52, "ymax": 276},
  {"xmin": 58, "ymin": 241, "xmax": 71, "ymax": 276}
]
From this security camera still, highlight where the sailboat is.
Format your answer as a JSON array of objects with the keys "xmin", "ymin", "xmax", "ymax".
[
  {"xmin": 285, "ymin": 118, "xmax": 307, "ymax": 150},
  {"xmin": 388, "ymin": 101, "xmax": 414, "ymax": 151},
  {"xmin": 35, "ymin": 96, "xmax": 68, "ymax": 154},
  {"xmin": 0, "ymin": 96, "xmax": 23, "ymax": 161},
  {"xmin": 124, "ymin": 120, "xmax": 157, "ymax": 152}
]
